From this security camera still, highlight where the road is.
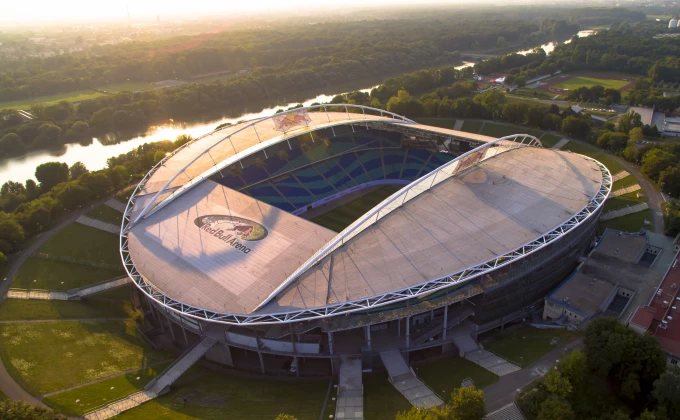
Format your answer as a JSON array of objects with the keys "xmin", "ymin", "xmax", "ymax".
[
  {"xmin": 483, "ymin": 337, "xmax": 584, "ymax": 413},
  {"xmin": 0, "ymin": 196, "xmax": 114, "ymax": 406}
]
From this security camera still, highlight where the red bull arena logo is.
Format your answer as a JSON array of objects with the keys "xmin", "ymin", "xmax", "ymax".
[{"xmin": 194, "ymin": 215, "xmax": 268, "ymax": 254}]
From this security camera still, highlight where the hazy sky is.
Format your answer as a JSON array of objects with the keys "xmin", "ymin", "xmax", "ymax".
[{"xmin": 0, "ymin": 0, "xmax": 471, "ymax": 23}]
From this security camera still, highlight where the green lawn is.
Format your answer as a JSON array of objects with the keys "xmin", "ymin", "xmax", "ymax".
[
  {"xmin": 44, "ymin": 362, "xmax": 171, "ymax": 416},
  {"xmin": 311, "ymin": 185, "xmax": 402, "ymax": 232},
  {"xmin": 481, "ymin": 325, "xmax": 581, "ymax": 366},
  {"xmin": 0, "ymin": 90, "xmax": 107, "ymax": 111},
  {"xmin": 460, "ymin": 120, "xmax": 484, "ymax": 134},
  {"xmin": 539, "ymin": 133, "xmax": 562, "ymax": 148},
  {"xmin": 417, "ymin": 356, "xmax": 497, "ymax": 398},
  {"xmin": 0, "ymin": 287, "xmax": 132, "ymax": 320},
  {"xmin": 553, "ymin": 76, "xmax": 630, "ymax": 91},
  {"xmin": 603, "ymin": 191, "xmax": 646, "ymax": 213},
  {"xmin": 86, "ymin": 205, "xmax": 123, "ymax": 226},
  {"xmin": 612, "ymin": 175, "xmax": 638, "ymax": 190},
  {"xmin": 97, "ymin": 82, "xmax": 156, "ymax": 93},
  {"xmin": 11, "ymin": 257, "xmax": 124, "ymax": 291},
  {"xmin": 0, "ymin": 389, "xmax": 8, "ymax": 401},
  {"xmin": 35, "ymin": 223, "xmax": 122, "ymax": 266},
  {"xmin": 415, "ymin": 118, "xmax": 457, "ymax": 129},
  {"xmin": 363, "ymin": 373, "xmax": 412, "ymax": 420},
  {"xmin": 559, "ymin": 141, "xmax": 626, "ymax": 174},
  {"xmin": 0, "ymin": 320, "xmax": 170, "ymax": 395},
  {"xmin": 600, "ymin": 208, "xmax": 653, "ymax": 233},
  {"xmin": 116, "ymin": 367, "xmax": 329, "ymax": 420}
]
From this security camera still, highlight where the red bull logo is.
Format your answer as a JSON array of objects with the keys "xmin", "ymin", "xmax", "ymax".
[{"xmin": 194, "ymin": 215, "xmax": 268, "ymax": 254}]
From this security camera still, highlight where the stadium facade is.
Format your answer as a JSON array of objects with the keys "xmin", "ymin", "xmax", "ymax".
[{"xmin": 120, "ymin": 105, "xmax": 611, "ymax": 376}]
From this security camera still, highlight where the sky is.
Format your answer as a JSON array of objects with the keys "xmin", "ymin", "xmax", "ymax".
[{"xmin": 0, "ymin": 0, "xmax": 473, "ymax": 23}]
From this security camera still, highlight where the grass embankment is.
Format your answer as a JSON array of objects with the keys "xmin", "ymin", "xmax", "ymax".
[
  {"xmin": 11, "ymin": 258, "xmax": 124, "ymax": 291},
  {"xmin": 600, "ymin": 209, "xmax": 653, "ymax": 233},
  {"xmin": 44, "ymin": 362, "xmax": 171, "ymax": 416},
  {"xmin": 0, "ymin": 287, "xmax": 133, "ymax": 320},
  {"xmin": 553, "ymin": 76, "xmax": 630, "ymax": 91},
  {"xmin": 612, "ymin": 175, "xmax": 639, "ymax": 190},
  {"xmin": 86, "ymin": 205, "xmax": 124, "ymax": 226},
  {"xmin": 559, "ymin": 141, "xmax": 626, "ymax": 174},
  {"xmin": 116, "ymin": 367, "xmax": 329, "ymax": 420},
  {"xmin": 417, "ymin": 356, "xmax": 498, "ymax": 397},
  {"xmin": 311, "ymin": 185, "xmax": 402, "ymax": 232},
  {"xmin": 0, "ymin": 320, "xmax": 170, "ymax": 395},
  {"xmin": 11, "ymin": 222, "xmax": 124, "ymax": 291},
  {"xmin": 603, "ymin": 190, "xmax": 647, "ymax": 213},
  {"xmin": 363, "ymin": 373, "xmax": 412, "ymax": 420},
  {"xmin": 460, "ymin": 120, "xmax": 484, "ymax": 134},
  {"xmin": 539, "ymin": 133, "xmax": 562, "ymax": 148},
  {"xmin": 481, "ymin": 325, "xmax": 581, "ymax": 366},
  {"xmin": 478, "ymin": 122, "xmax": 543, "ymax": 139}
]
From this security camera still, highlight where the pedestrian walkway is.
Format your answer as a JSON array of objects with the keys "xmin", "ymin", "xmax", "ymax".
[
  {"xmin": 84, "ymin": 336, "xmax": 216, "ymax": 420},
  {"xmin": 611, "ymin": 171, "xmax": 631, "ymax": 182},
  {"xmin": 76, "ymin": 215, "xmax": 119, "ymax": 234},
  {"xmin": 453, "ymin": 120, "xmax": 464, "ymax": 130},
  {"xmin": 105, "ymin": 198, "xmax": 126, "ymax": 213},
  {"xmin": 6, "ymin": 276, "xmax": 130, "ymax": 301},
  {"xmin": 335, "ymin": 356, "xmax": 364, "ymax": 420},
  {"xmin": 600, "ymin": 203, "xmax": 649, "ymax": 221},
  {"xmin": 609, "ymin": 184, "xmax": 641, "ymax": 198},
  {"xmin": 380, "ymin": 350, "xmax": 444, "ymax": 409},
  {"xmin": 464, "ymin": 349, "xmax": 521, "ymax": 376},
  {"xmin": 552, "ymin": 138, "xmax": 569, "ymax": 149}
]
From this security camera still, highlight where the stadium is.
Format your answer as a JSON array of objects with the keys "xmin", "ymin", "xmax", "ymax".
[{"xmin": 119, "ymin": 104, "xmax": 611, "ymax": 380}]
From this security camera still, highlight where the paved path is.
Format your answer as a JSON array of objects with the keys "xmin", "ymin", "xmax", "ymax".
[
  {"xmin": 612, "ymin": 171, "xmax": 631, "ymax": 182},
  {"xmin": 0, "ymin": 196, "xmax": 113, "ymax": 406},
  {"xmin": 552, "ymin": 138, "xmax": 569, "ymax": 149},
  {"xmin": 453, "ymin": 120, "xmax": 464, "ymax": 131},
  {"xmin": 610, "ymin": 184, "xmax": 641, "ymax": 198},
  {"xmin": 600, "ymin": 203, "xmax": 650, "ymax": 221},
  {"xmin": 76, "ymin": 215, "xmax": 119, "ymax": 234},
  {"xmin": 482, "ymin": 337, "xmax": 584, "ymax": 413},
  {"xmin": 105, "ymin": 198, "xmax": 126, "ymax": 213}
]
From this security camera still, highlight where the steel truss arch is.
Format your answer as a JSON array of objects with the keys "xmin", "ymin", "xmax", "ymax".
[{"xmin": 120, "ymin": 128, "xmax": 610, "ymax": 326}]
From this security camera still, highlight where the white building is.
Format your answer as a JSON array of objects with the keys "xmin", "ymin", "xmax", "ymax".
[{"xmin": 670, "ymin": 18, "xmax": 678, "ymax": 29}]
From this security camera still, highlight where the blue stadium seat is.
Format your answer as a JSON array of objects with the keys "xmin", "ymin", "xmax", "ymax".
[
  {"xmin": 293, "ymin": 167, "xmax": 337, "ymax": 199},
  {"xmin": 383, "ymin": 149, "xmax": 406, "ymax": 179},
  {"xmin": 381, "ymin": 131, "xmax": 402, "ymax": 148},
  {"xmin": 338, "ymin": 153, "xmax": 371, "ymax": 185},
  {"xmin": 245, "ymin": 183, "xmax": 296, "ymax": 212},
  {"xmin": 271, "ymin": 176, "xmax": 317, "ymax": 207},
  {"xmin": 315, "ymin": 158, "xmax": 356, "ymax": 190},
  {"xmin": 241, "ymin": 165, "xmax": 270, "ymax": 186},
  {"xmin": 217, "ymin": 173, "xmax": 246, "ymax": 190},
  {"xmin": 400, "ymin": 149, "xmax": 430, "ymax": 181},
  {"xmin": 358, "ymin": 150, "xmax": 385, "ymax": 180}
]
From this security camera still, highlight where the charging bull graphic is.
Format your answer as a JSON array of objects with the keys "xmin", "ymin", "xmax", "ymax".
[{"xmin": 194, "ymin": 215, "xmax": 268, "ymax": 254}]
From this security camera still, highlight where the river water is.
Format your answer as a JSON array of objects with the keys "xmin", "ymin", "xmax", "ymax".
[{"xmin": 0, "ymin": 30, "xmax": 595, "ymax": 183}]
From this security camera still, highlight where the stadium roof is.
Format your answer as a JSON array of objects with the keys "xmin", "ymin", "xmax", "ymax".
[{"xmin": 122, "ymin": 106, "xmax": 610, "ymax": 324}]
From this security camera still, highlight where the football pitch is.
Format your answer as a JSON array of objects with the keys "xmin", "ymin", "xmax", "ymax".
[
  {"xmin": 311, "ymin": 185, "xmax": 403, "ymax": 232},
  {"xmin": 552, "ymin": 76, "xmax": 630, "ymax": 91}
]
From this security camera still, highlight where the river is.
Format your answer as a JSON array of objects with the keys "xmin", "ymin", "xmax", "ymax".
[{"xmin": 0, "ymin": 30, "xmax": 595, "ymax": 184}]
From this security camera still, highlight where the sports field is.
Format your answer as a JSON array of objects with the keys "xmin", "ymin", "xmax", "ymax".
[
  {"xmin": 311, "ymin": 185, "xmax": 402, "ymax": 232},
  {"xmin": 552, "ymin": 76, "xmax": 630, "ymax": 91}
]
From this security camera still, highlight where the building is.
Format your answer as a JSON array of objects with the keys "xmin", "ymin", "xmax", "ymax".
[
  {"xmin": 670, "ymin": 17, "xmax": 679, "ymax": 29},
  {"xmin": 629, "ymin": 250, "xmax": 680, "ymax": 366},
  {"xmin": 120, "ymin": 105, "xmax": 610, "ymax": 384},
  {"xmin": 543, "ymin": 229, "xmax": 675, "ymax": 324}
]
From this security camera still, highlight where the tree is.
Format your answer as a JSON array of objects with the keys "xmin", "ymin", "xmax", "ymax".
[
  {"xmin": 619, "ymin": 111, "xmax": 642, "ymax": 134},
  {"xmin": 561, "ymin": 116, "xmax": 591, "ymax": 139},
  {"xmin": 474, "ymin": 89, "xmax": 506, "ymax": 119},
  {"xmin": 0, "ymin": 251, "xmax": 6, "ymax": 268},
  {"xmin": 108, "ymin": 166, "xmax": 129, "ymax": 189},
  {"xmin": 450, "ymin": 386, "xmax": 485, "ymax": 420},
  {"xmin": 395, "ymin": 406, "xmax": 449, "ymax": 420},
  {"xmin": 642, "ymin": 149, "xmax": 677, "ymax": 182},
  {"xmin": 0, "ymin": 212, "xmax": 25, "ymax": 251},
  {"xmin": 597, "ymin": 131, "xmax": 613, "ymax": 149},
  {"xmin": 659, "ymin": 166, "xmax": 680, "ymax": 196},
  {"xmin": 25, "ymin": 179, "xmax": 39, "ymax": 200},
  {"xmin": 0, "ymin": 400, "xmax": 66, "ymax": 419},
  {"xmin": 78, "ymin": 172, "xmax": 111, "ymax": 197},
  {"xmin": 56, "ymin": 183, "xmax": 91, "ymax": 210},
  {"xmin": 274, "ymin": 415, "xmax": 298, "ymax": 420},
  {"xmin": 544, "ymin": 369, "xmax": 572, "ymax": 398},
  {"xmin": 35, "ymin": 162, "xmax": 69, "ymax": 192},
  {"xmin": 0, "ymin": 133, "xmax": 24, "ymax": 156},
  {"xmin": 1, "ymin": 181, "xmax": 25, "ymax": 196},
  {"xmin": 32, "ymin": 123, "xmax": 63, "ymax": 148},
  {"xmin": 558, "ymin": 350, "xmax": 587, "ymax": 388},
  {"xmin": 628, "ymin": 126, "xmax": 644, "ymax": 144},
  {"xmin": 537, "ymin": 397, "xmax": 574, "ymax": 420},
  {"xmin": 69, "ymin": 162, "xmax": 89, "ymax": 180},
  {"xmin": 66, "ymin": 121, "xmax": 90, "ymax": 140},
  {"xmin": 653, "ymin": 366, "xmax": 680, "ymax": 418}
]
